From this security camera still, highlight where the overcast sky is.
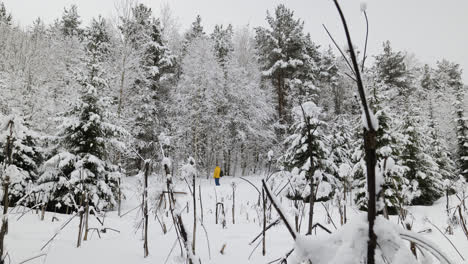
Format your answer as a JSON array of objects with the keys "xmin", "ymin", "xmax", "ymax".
[{"xmin": 3, "ymin": 0, "xmax": 468, "ymax": 81}]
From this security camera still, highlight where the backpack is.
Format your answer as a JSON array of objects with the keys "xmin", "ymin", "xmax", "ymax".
[{"xmin": 220, "ymin": 170, "xmax": 224, "ymax": 177}]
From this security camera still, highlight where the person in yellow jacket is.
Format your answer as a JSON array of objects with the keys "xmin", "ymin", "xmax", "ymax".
[{"xmin": 214, "ymin": 166, "xmax": 221, "ymax": 186}]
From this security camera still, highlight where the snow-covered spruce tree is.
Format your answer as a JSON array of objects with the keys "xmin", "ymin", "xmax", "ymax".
[
  {"xmin": 399, "ymin": 102, "xmax": 443, "ymax": 205},
  {"xmin": 282, "ymin": 102, "xmax": 334, "ymax": 207},
  {"xmin": 36, "ymin": 16, "xmax": 123, "ymax": 212},
  {"xmin": 449, "ymin": 65, "xmax": 468, "ymax": 180},
  {"xmin": 427, "ymin": 100, "xmax": 455, "ymax": 183},
  {"xmin": 182, "ymin": 15, "xmax": 205, "ymax": 55},
  {"xmin": 180, "ymin": 156, "xmax": 197, "ymax": 180},
  {"xmin": 328, "ymin": 116, "xmax": 353, "ymax": 186},
  {"xmin": 211, "ymin": 24, "xmax": 233, "ymax": 67},
  {"xmin": 0, "ymin": 116, "xmax": 43, "ymax": 206},
  {"xmin": 432, "ymin": 60, "xmax": 467, "ymax": 179},
  {"xmin": 255, "ymin": 4, "xmax": 320, "ymax": 131},
  {"xmin": 353, "ymin": 89, "xmax": 416, "ymax": 215},
  {"xmin": 128, "ymin": 4, "xmax": 176, "ymax": 166},
  {"xmin": 327, "ymin": 116, "xmax": 354, "ymax": 224},
  {"xmin": 374, "ymin": 40, "xmax": 413, "ymax": 96}
]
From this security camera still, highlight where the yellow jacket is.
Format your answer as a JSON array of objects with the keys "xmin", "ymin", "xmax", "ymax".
[{"xmin": 213, "ymin": 166, "xmax": 221, "ymax": 178}]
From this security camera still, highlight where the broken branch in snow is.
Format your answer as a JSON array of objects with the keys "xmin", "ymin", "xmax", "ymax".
[
  {"xmin": 262, "ymin": 179, "xmax": 296, "ymax": 240},
  {"xmin": 18, "ymin": 253, "xmax": 47, "ymax": 264},
  {"xmin": 249, "ymin": 218, "xmax": 281, "ymax": 245},
  {"xmin": 41, "ymin": 213, "xmax": 77, "ymax": 251},
  {"xmin": 267, "ymin": 248, "xmax": 295, "ymax": 264},
  {"xmin": 310, "ymin": 222, "xmax": 332, "ymax": 234}
]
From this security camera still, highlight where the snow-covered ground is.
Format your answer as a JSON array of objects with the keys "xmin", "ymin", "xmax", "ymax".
[{"xmin": 5, "ymin": 175, "xmax": 468, "ymax": 264}]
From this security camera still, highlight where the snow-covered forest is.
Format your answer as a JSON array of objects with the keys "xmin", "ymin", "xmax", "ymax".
[{"xmin": 0, "ymin": 0, "xmax": 468, "ymax": 263}]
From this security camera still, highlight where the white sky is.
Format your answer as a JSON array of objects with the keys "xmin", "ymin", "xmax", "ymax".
[{"xmin": 3, "ymin": 0, "xmax": 468, "ymax": 81}]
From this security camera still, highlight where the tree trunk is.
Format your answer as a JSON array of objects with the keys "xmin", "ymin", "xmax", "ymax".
[
  {"xmin": 143, "ymin": 162, "xmax": 149, "ymax": 257},
  {"xmin": 364, "ymin": 129, "xmax": 378, "ymax": 264},
  {"xmin": 232, "ymin": 186, "xmax": 235, "ymax": 224},
  {"xmin": 192, "ymin": 174, "xmax": 196, "ymax": 255},
  {"xmin": 343, "ymin": 184, "xmax": 347, "ymax": 224},
  {"xmin": 294, "ymin": 200, "xmax": 299, "ymax": 233},
  {"xmin": 118, "ymin": 165, "xmax": 122, "ymax": 217},
  {"xmin": 199, "ymin": 185, "xmax": 204, "ymax": 224},
  {"xmin": 277, "ymin": 72, "xmax": 284, "ymax": 123},
  {"xmin": 307, "ymin": 179, "xmax": 315, "ymax": 235},
  {"xmin": 83, "ymin": 194, "xmax": 90, "ymax": 241},
  {"xmin": 262, "ymin": 189, "xmax": 266, "ymax": 256},
  {"xmin": 77, "ymin": 192, "xmax": 85, "ymax": 248}
]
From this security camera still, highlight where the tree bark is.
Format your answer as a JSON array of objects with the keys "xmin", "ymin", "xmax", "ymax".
[
  {"xmin": 331, "ymin": 1, "xmax": 378, "ymax": 262},
  {"xmin": 262, "ymin": 189, "xmax": 266, "ymax": 256},
  {"xmin": 192, "ymin": 174, "xmax": 196, "ymax": 255},
  {"xmin": 83, "ymin": 194, "xmax": 90, "ymax": 241},
  {"xmin": 232, "ymin": 185, "xmax": 235, "ymax": 224},
  {"xmin": 143, "ymin": 162, "xmax": 149, "ymax": 257},
  {"xmin": 199, "ymin": 185, "xmax": 204, "ymax": 224},
  {"xmin": 77, "ymin": 192, "xmax": 85, "ymax": 248}
]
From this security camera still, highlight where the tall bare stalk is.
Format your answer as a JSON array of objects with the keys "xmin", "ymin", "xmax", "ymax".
[{"xmin": 330, "ymin": 1, "xmax": 378, "ymax": 262}]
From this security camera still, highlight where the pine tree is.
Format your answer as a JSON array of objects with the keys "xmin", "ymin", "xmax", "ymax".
[
  {"xmin": 185, "ymin": 15, "xmax": 205, "ymax": 42},
  {"xmin": 0, "ymin": 2, "xmax": 12, "ymax": 26},
  {"xmin": 255, "ymin": 4, "xmax": 319, "ymax": 128},
  {"xmin": 60, "ymin": 5, "xmax": 82, "ymax": 37},
  {"xmin": 375, "ymin": 41, "xmax": 413, "ymax": 95},
  {"xmin": 420, "ymin": 64, "xmax": 434, "ymax": 91},
  {"xmin": 128, "ymin": 4, "xmax": 176, "ymax": 165},
  {"xmin": 182, "ymin": 15, "xmax": 205, "ymax": 53},
  {"xmin": 37, "ymin": 16, "xmax": 123, "ymax": 211}
]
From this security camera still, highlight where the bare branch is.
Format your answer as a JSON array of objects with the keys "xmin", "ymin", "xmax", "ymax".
[
  {"xmin": 322, "ymin": 24, "xmax": 356, "ymax": 76},
  {"xmin": 262, "ymin": 179, "xmax": 296, "ymax": 240}
]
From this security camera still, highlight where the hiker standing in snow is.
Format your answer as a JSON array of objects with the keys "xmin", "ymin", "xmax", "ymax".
[{"xmin": 214, "ymin": 165, "xmax": 221, "ymax": 186}]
